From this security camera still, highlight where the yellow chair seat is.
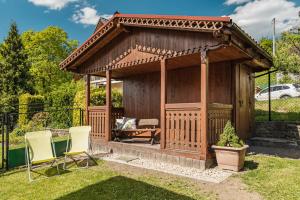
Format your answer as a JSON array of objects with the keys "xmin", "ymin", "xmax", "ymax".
[
  {"xmin": 64, "ymin": 151, "xmax": 86, "ymax": 156},
  {"xmin": 32, "ymin": 157, "xmax": 56, "ymax": 165}
]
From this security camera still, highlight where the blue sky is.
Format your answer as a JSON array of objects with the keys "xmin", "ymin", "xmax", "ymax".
[{"xmin": 0, "ymin": 0, "xmax": 300, "ymax": 44}]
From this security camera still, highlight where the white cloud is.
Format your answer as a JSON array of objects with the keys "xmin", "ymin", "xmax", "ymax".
[
  {"xmin": 229, "ymin": 0, "xmax": 300, "ymax": 39},
  {"xmin": 72, "ymin": 7, "xmax": 112, "ymax": 26},
  {"xmin": 225, "ymin": 0, "xmax": 251, "ymax": 5},
  {"xmin": 28, "ymin": 0, "xmax": 77, "ymax": 10}
]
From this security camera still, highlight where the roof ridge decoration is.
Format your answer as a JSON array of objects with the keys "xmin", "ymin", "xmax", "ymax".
[
  {"xmin": 60, "ymin": 14, "xmax": 230, "ymax": 70},
  {"xmin": 82, "ymin": 45, "xmax": 208, "ymax": 74}
]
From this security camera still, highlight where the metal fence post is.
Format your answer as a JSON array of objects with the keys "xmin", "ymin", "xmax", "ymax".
[
  {"xmin": 5, "ymin": 113, "xmax": 10, "ymax": 170},
  {"xmin": 268, "ymin": 72, "xmax": 271, "ymax": 121},
  {"xmin": 79, "ymin": 108, "xmax": 83, "ymax": 126},
  {"xmin": 1, "ymin": 114, "xmax": 4, "ymax": 170}
]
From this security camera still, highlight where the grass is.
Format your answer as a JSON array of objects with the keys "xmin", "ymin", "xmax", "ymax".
[
  {"xmin": 255, "ymin": 98, "xmax": 300, "ymax": 121},
  {"xmin": 0, "ymin": 161, "xmax": 212, "ymax": 200},
  {"xmin": 241, "ymin": 155, "xmax": 300, "ymax": 200},
  {"xmin": 1, "ymin": 154, "xmax": 300, "ymax": 199}
]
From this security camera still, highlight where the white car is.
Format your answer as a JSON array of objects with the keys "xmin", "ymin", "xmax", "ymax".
[{"xmin": 255, "ymin": 84, "xmax": 300, "ymax": 101}]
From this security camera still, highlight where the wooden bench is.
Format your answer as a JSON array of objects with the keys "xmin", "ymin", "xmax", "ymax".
[{"xmin": 113, "ymin": 119, "xmax": 159, "ymax": 145}]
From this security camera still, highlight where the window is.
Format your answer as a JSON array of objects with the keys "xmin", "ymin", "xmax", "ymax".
[
  {"xmin": 293, "ymin": 84, "xmax": 300, "ymax": 89},
  {"xmin": 282, "ymin": 86, "xmax": 290, "ymax": 90},
  {"xmin": 273, "ymin": 86, "xmax": 283, "ymax": 91},
  {"xmin": 260, "ymin": 88, "xmax": 268, "ymax": 94}
]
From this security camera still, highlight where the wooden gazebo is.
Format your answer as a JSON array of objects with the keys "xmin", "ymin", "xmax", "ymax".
[{"xmin": 60, "ymin": 13, "xmax": 272, "ymax": 166}]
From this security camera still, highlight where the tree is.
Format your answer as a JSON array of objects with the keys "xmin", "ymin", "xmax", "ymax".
[
  {"xmin": 275, "ymin": 32, "xmax": 300, "ymax": 73},
  {"xmin": 0, "ymin": 22, "xmax": 32, "ymax": 110},
  {"xmin": 22, "ymin": 26, "xmax": 78, "ymax": 95},
  {"xmin": 259, "ymin": 37, "xmax": 273, "ymax": 55}
]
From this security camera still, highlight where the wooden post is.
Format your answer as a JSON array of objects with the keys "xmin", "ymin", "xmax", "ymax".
[
  {"xmin": 105, "ymin": 70, "xmax": 112, "ymax": 142},
  {"xmin": 86, "ymin": 74, "xmax": 91, "ymax": 125},
  {"xmin": 200, "ymin": 50, "xmax": 208, "ymax": 160},
  {"xmin": 160, "ymin": 59, "xmax": 167, "ymax": 149}
]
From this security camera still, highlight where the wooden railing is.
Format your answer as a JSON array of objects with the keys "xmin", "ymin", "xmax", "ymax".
[
  {"xmin": 88, "ymin": 106, "xmax": 106, "ymax": 140},
  {"xmin": 165, "ymin": 103, "xmax": 201, "ymax": 153},
  {"xmin": 208, "ymin": 103, "xmax": 233, "ymax": 146},
  {"xmin": 88, "ymin": 106, "xmax": 124, "ymax": 141}
]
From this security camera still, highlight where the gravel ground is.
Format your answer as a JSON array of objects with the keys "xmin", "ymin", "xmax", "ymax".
[{"xmin": 102, "ymin": 153, "xmax": 232, "ymax": 183}]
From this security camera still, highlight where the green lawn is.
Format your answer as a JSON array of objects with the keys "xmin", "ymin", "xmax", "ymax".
[
  {"xmin": 241, "ymin": 155, "xmax": 300, "ymax": 200},
  {"xmin": 1, "ymin": 154, "xmax": 300, "ymax": 200},
  {"xmin": 255, "ymin": 98, "xmax": 300, "ymax": 121},
  {"xmin": 0, "ymin": 161, "xmax": 212, "ymax": 200}
]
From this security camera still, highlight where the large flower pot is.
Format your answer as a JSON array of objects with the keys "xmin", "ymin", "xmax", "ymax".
[{"xmin": 211, "ymin": 145, "xmax": 249, "ymax": 172}]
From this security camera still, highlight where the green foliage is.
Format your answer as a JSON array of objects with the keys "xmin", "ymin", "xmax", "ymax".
[
  {"xmin": 255, "ymin": 98, "xmax": 300, "ymax": 121},
  {"xmin": 217, "ymin": 121, "xmax": 244, "ymax": 148},
  {"xmin": 242, "ymin": 155, "xmax": 300, "ymax": 200},
  {"xmin": 259, "ymin": 37, "xmax": 273, "ymax": 55},
  {"xmin": 18, "ymin": 93, "xmax": 44, "ymax": 127},
  {"xmin": 47, "ymin": 81, "xmax": 79, "ymax": 128},
  {"xmin": 72, "ymin": 86, "xmax": 123, "ymax": 126},
  {"xmin": 22, "ymin": 26, "xmax": 78, "ymax": 94},
  {"xmin": 275, "ymin": 32, "xmax": 300, "ymax": 73},
  {"xmin": 11, "ymin": 112, "xmax": 49, "ymax": 145},
  {"xmin": 0, "ymin": 22, "xmax": 32, "ymax": 112},
  {"xmin": 278, "ymin": 74, "xmax": 294, "ymax": 84},
  {"xmin": 255, "ymin": 68, "xmax": 277, "ymax": 89}
]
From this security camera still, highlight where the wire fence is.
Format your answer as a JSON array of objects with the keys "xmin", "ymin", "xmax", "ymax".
[
  {"xmin": 255, "ymin": 71, "xmax": 300, "ymax": 122},
  {"xmin": 0, "ymin": 105, "xmax": 85, "ymax": 171}
]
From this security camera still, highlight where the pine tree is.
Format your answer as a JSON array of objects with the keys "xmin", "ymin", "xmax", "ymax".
[{"xmin": 0, "ymin": 22, "xmax": 32, "ymax": 111}]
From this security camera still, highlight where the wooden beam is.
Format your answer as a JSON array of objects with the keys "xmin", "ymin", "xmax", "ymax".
[
  {"xmin": 200, "ymin": 50, "xmax": 208, "ymax": 160},
  {"xmin": 105, "ymin": 70, "xmax": 112, "ymax": 142},
  {"xmin": 160, "ymin": 59, "xmax": 167, "ymax": 149},
  {"xmin": 86, "ymin": 74, "xmax": 91, "ymax": 125}
]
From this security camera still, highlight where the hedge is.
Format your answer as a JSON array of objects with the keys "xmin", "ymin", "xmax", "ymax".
[
  {"xmin": 46, "ymin": 81, "xmax": 78, "ymax": 128},
  {"xmin": 18, "ymin": 93, "xmax": 45, "ymax": 127},
  {"xmin": 73, "ymin": 86, "xmax": 122, "ymax": 126}
]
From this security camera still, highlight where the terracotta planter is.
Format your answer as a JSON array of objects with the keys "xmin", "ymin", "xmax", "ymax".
[{"xmin": 212, "ymin": 145, "xmax": 249, "ymax": 172}]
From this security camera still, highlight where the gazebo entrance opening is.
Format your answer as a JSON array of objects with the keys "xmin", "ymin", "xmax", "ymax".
[{"xmin": 86, "ymin": 52, "xmax": 233, "ymax": 160}]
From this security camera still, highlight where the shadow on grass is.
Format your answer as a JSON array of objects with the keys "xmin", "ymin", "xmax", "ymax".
[
  {"xmin": 55, "ymin": 176, "xmax": 196, "ymax": 200},
  {"xmin": 243, "ymin": 160, "xmax": 259, "ymax": 171}
]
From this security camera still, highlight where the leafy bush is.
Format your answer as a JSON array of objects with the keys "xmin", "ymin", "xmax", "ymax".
[
  {"xmin": 11, "ymin": 127, "xmax": 26, "ymax": 137},
  {"xmin": 46, "ymin": 81, "xmax": 78, "ymax": 128},
  {"xmin": 72, "ymin": 86, "xmax": 123, "ymax": 126},
  {"xmin": 217, "ymin": 121, "xmax": 244, "ymax": 148},
  {"xmin": 18, "ymin": 93, "xmax": 44, "ymax": 127}
]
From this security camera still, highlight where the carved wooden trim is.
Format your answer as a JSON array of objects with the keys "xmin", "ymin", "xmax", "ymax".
[
  {"xmin": 83, "ymin": 45, "xmax": 206, "ymax": 73},
  {"xmin": 118, "ymin": 17, "xmax": 225, "ymax": 32},
  {"xmin": 60, "ymin": 20, "xmax": 115, "ymax": 69},
  {"xmin": 60, "ymin": 16, "xmax": 228, "ymax": 70}
]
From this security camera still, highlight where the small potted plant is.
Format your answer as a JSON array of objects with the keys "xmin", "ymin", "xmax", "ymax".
[{"xmin": 212, "ymin": 121, "xmax": 249, "ymax": 172}]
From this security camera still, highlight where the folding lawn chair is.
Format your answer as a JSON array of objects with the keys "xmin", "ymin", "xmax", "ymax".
[
  {"xmin": 63, "ymin": 126, "xmax": 96, "ymax": 169},
  {"xmin": 25, "ymin": 130, "xmax": 60, "ymax": 182}
]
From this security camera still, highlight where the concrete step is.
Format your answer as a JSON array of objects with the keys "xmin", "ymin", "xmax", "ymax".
[{"xmin": 249, "ymin": 137, "xmax": 300, "ymax": 149}]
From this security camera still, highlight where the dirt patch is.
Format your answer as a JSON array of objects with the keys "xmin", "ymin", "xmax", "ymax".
[
  {"xmin": 105, "ymin": 161, "xmax": 262, "ymax": 200},
  {"xmin": 203, "ymin": 177, "xmax": 262, "ymax": 200}
]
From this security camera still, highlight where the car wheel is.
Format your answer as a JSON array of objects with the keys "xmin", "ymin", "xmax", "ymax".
[{"xmin": 280, "ymin": 95, "xmax": 291, "ymax": 99}]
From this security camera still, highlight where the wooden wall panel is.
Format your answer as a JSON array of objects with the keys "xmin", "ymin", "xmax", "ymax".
[
  {"xmin": 167, "ymin": 66, "xmax": 200, "ymax": 104},
  {"xmin": 208, "ymin": 62, "xmax": 232, "ymax": 104},
  {"xmin": 123, "ymin": 72, "xmax": 161, "ymax": 121},
  {"xmin": 123, "ymin": 61, "xmax": 233, "ymax": 124}
]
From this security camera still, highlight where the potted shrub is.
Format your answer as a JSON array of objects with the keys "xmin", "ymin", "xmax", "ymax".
[{"xmin": 212, "ymin": 121, "xmax": 249, "ymax": 172}]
